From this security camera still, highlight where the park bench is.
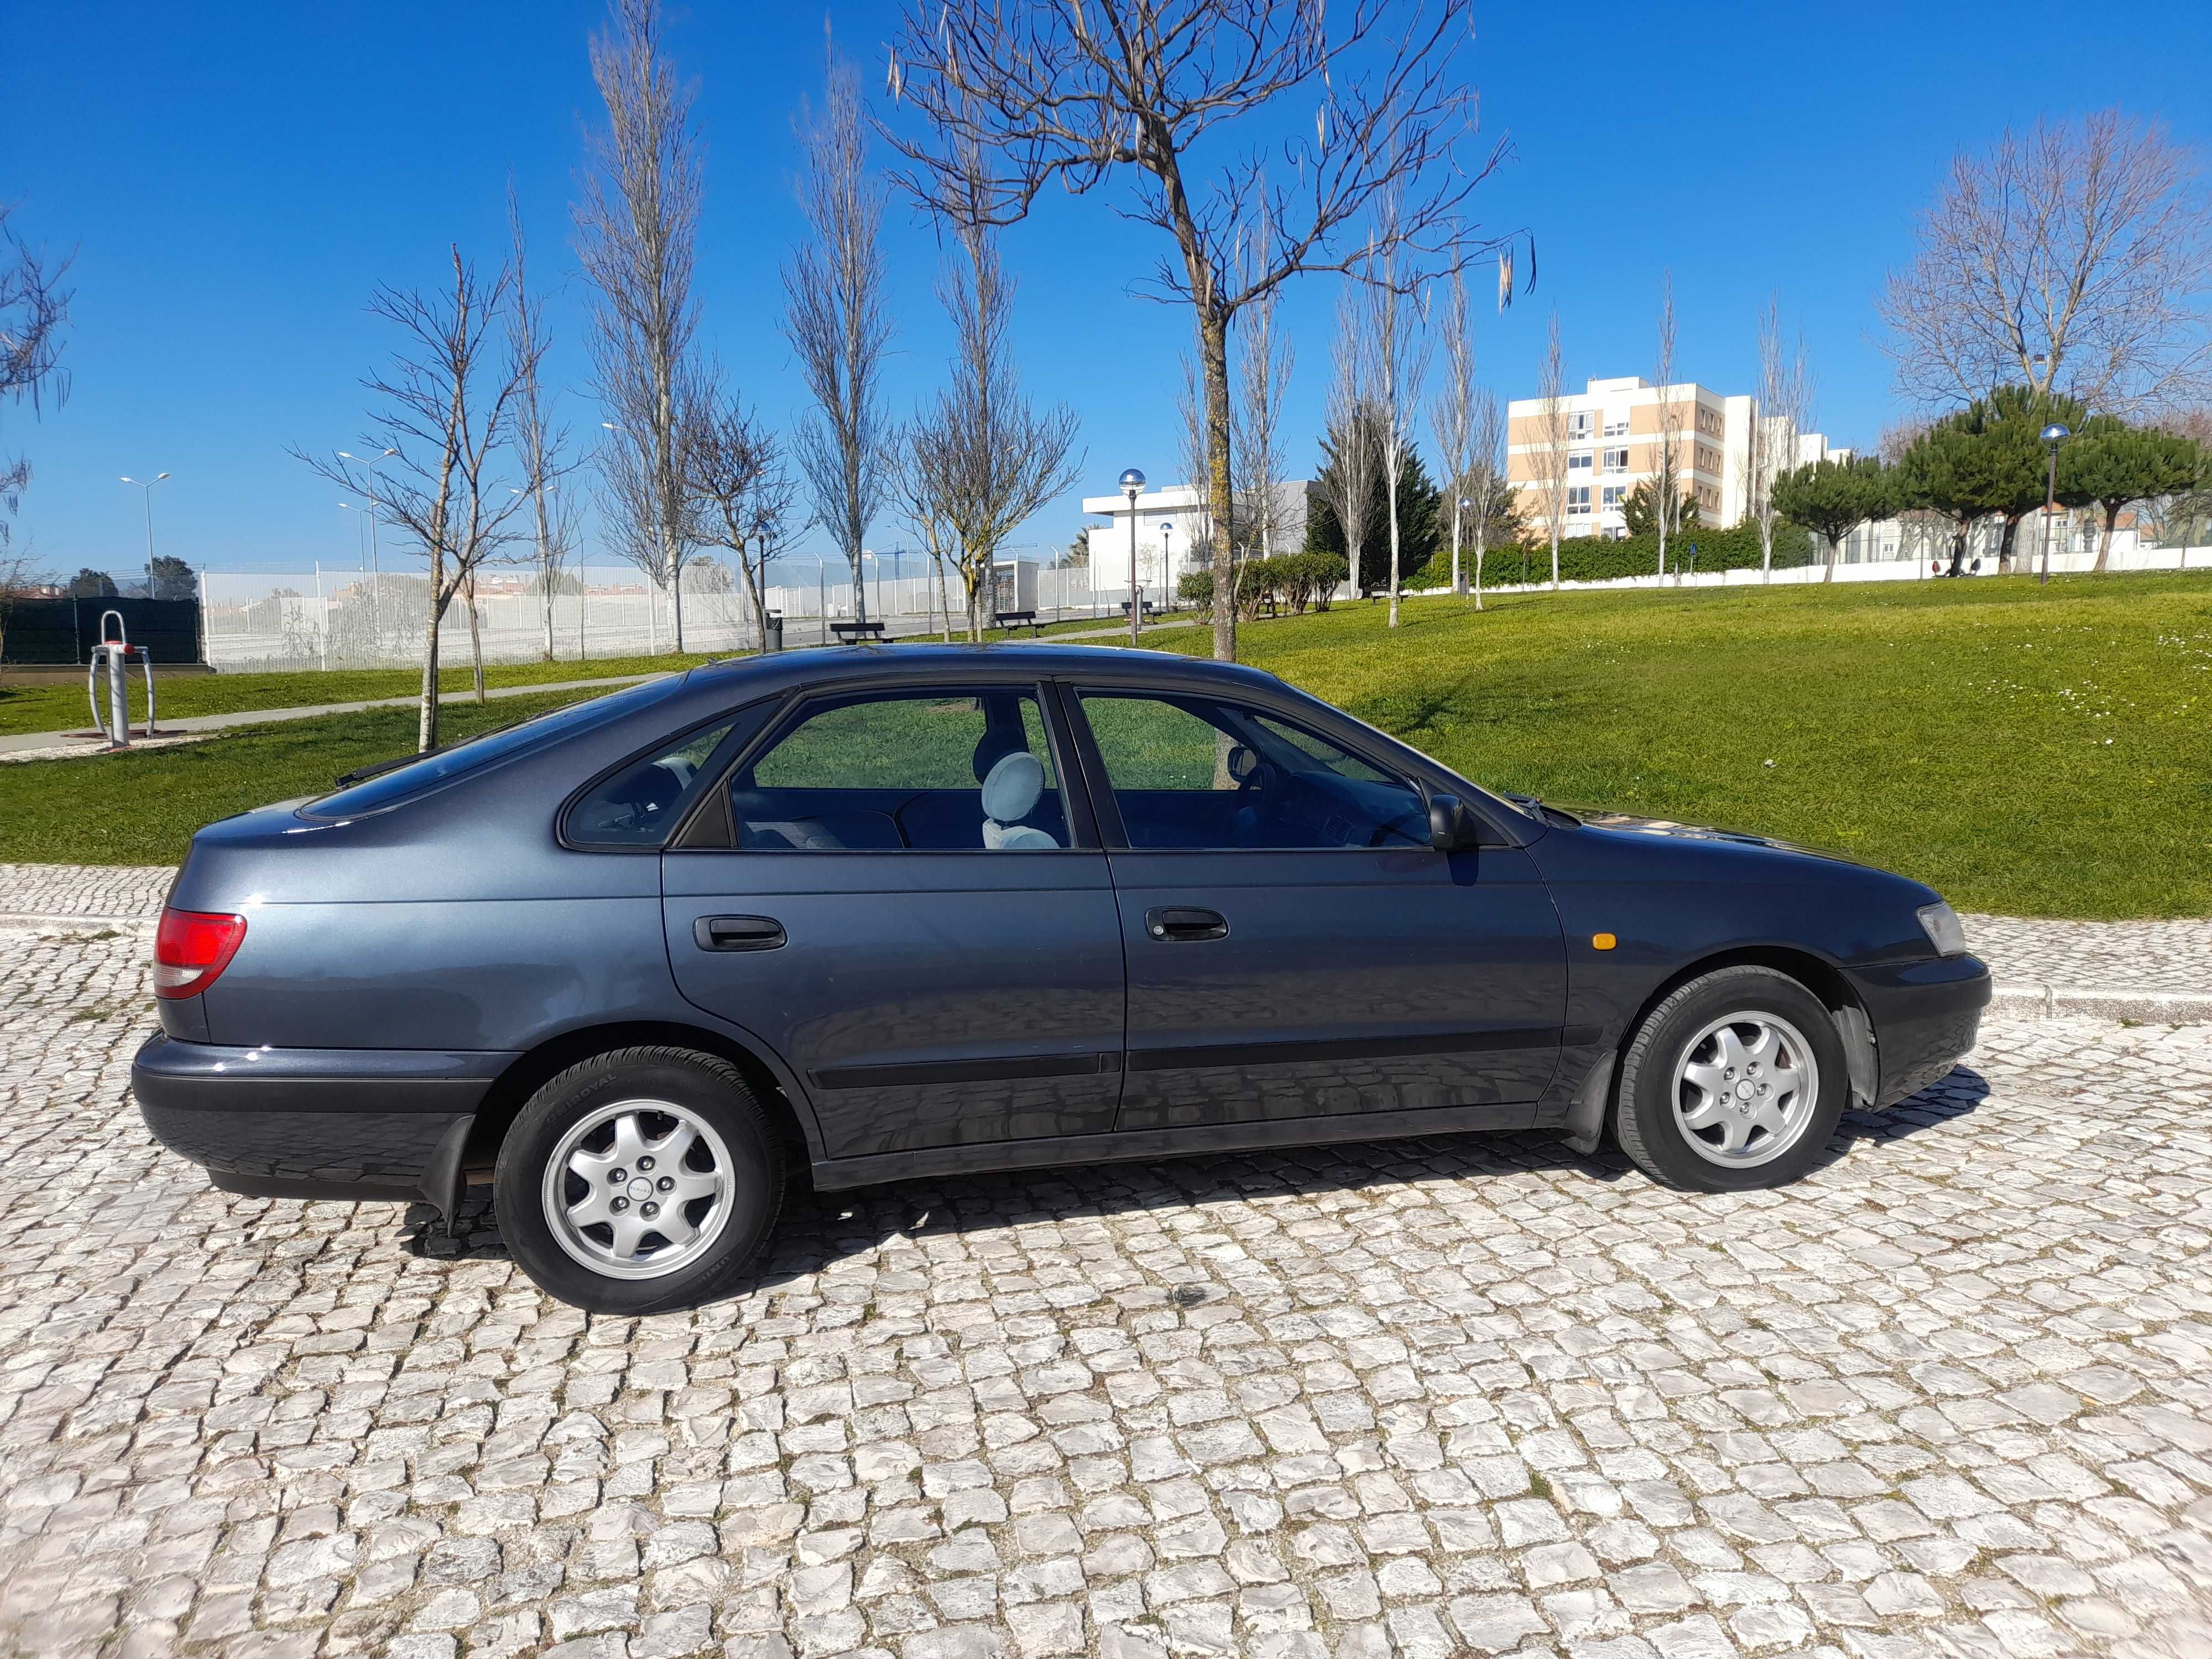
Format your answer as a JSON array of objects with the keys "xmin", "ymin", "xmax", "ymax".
[
  {"xmin": 829, "ymin": 619, "xmax": 888, "ymax": 645},
  {"xmin": 997, "ymin": 609, "xmax": 1041, "ymax": 635},
  {"xmin": 1119, "ymin": 599, "xmax": 1161, "ymax": 620}
]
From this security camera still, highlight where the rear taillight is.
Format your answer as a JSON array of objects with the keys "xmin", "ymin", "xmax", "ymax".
[{"xmin": 154, "ymin": 908, "xmax": 248, "ymax": 1000}]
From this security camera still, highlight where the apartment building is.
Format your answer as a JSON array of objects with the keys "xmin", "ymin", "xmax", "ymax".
[{"xmin": 1506, "ymin": 375, "xmax": 1838, "ymax": 540}]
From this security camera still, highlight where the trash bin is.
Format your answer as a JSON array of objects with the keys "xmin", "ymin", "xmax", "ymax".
[{"xmin": 763, "ymin": 612, "xmax": 784, "ymax": 653}]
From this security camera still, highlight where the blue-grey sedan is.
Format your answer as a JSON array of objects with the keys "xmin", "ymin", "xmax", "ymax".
[{"xmin": 135, "ymin": 645, "xmax": 1989, "ymax": 1312}]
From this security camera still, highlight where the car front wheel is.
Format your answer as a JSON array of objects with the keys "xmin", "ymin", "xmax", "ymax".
[
  {"xmin": 495, "ymin": 1046, "xmax": 784, "ymax": 1314},
  {"xmin": 1613, "ymin": 965, "xmax": 1847, "ymax": 1192}
]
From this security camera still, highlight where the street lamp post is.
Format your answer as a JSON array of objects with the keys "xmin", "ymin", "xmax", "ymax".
[
  {"xmin": 1457, "ymin": 497, "xmax": 1473, "ymax": 597},
  {"xmin": 2039, "ymin": 424, "xmax": 2072, "ymax": 587},
  {"xmin": 119, "ymin": 473, "xmax": 171, "ymax": 589},
  {"xmin": 1119, "ymin": 468, "xmax": 1146, "ymax": 644},
  {"xmin": 1159, "ymin": 520, "xmax": 1174, "ymax": 617}
]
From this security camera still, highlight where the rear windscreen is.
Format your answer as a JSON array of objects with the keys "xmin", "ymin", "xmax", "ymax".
[{"xmin": 300, "ymin": 676, "xmax": 690, "ymax": 820}]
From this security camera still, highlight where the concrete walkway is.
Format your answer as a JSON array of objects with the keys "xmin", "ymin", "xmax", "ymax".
[{"xmin": 0, "ymin": 670, "xmax": 667, "ymax": 758}]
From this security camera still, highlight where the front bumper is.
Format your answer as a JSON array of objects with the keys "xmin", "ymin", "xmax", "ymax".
[
  {"xmin": 1845, "ymin": 953, "xmax": 1992, "ymax": 1107},
  {"xmin": 132, "ymin": 1032, "xmax": 512, "ymax": 1212}
]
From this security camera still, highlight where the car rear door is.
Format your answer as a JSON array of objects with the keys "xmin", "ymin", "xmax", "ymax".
[
  {"xmin": 1064, "ymin": 683, "xmax": 1567, "ymax": 1134},
  {"xmin": 661, "ymin": 679, "xmax": 1126, "ymax": 1164}
]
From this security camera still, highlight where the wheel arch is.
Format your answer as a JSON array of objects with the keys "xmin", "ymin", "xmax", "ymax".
[
  {"xmin": 466, "ymin": 1020, "xmax": 820, "ymax": 1185},
  {"xmin": 1571, "ymin": 944, "xmax": 1880, "ymax": 1152}
]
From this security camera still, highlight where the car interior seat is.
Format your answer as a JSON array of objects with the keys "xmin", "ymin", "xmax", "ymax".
[{"xmin": 980, "ymin": 751, "xmax": 1058, "ymax": 849}]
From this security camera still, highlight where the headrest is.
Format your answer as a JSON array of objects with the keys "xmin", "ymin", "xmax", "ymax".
[{"xmin": 980, "ymin": 750, "xmax": 1045, "ymax": 823}]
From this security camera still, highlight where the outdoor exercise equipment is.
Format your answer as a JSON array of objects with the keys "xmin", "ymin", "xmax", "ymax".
[{"xmin": 86, "ymin": 609, "xmax": 159, "ymax": 748}]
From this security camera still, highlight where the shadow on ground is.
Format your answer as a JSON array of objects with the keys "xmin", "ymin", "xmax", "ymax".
[{"xmin": 396, "ymin": 1066, "xmax": 1989, "ymax": 1300}]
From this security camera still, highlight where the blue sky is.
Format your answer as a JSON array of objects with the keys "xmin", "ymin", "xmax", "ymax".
[{"xmin": 8, "ymin": 1, "xmax": 2210, "ymax": 578}]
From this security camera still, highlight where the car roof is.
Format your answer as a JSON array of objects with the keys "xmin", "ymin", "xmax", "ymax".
[{"xmin": 678, "ymin": 641, "xmax": 1290, "ymax": 699}]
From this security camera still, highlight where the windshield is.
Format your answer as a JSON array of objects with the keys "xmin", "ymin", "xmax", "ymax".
[{"xmin": 301, "ymin": 676, "xmax": 689, "ymax": 820}]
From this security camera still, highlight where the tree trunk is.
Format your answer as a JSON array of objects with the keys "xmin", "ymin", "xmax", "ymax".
[
  {"xmin": 1472, "ymin": 526, "xmax": 1485, "ymax": 612},
  {"xmin": 1999, "ymin": 514, "xmax": 2020, "ymax": 573},
  {"xmin": 668, "ymin": 547, "xmax": 687, "ymax": 654},
  {"xmin": 419, "ymin": 562, "xmax": 445, "ymax": 753},
  {"xmin": 1386, "ymin": 447, "xmax": 1403, "ymax": 629},
  {"xmin": 737, "ymin": 545, "xmax": 770, "ymax": 651},
  {"xmin": 1199, "ymin": 312, "xmax": 1236, "ymax": 662},
  {"xmin": 2095, "ymin": 505, "xmax": 2117, "ymax": 572},
  {"xmin": 1825, "ymin": 533, "xmax": 1839, "ymax": 582},
  {"xmin": 535, "ymin": 483, "xmax": 555, "ymax": 661},
  {"xmin": 1449, "ymin": 503, "xmax": 1463, "ymax": 599},
  {"xmin": 466, "ymin": 574, "xmax": 486, "ymax": 703},
  {"xmin": 1549, "ymin": 526, "xmax": 1561, "ymax": 591},
  {"xmin": 1758, "ymin": 519, "xmax": 1773, "ymax": 583}
]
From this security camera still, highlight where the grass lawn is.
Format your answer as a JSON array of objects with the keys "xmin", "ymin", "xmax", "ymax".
[
  {"xmin": 0, "ymin": 690, "xmax": 604, "ymax": 867},
  {"xmin": 1, "ymin": 572, "xmax": 2202, "ymax": 916},
  {"xmin": 0, "ymin": 650, "xmax": 727, "ymax": 737},
  {"xmin": 1130, "ymin": 572, "xmax": 2210, "ymax": 919}
]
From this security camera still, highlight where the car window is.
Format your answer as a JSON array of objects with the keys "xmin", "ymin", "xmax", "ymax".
[
  {"xmin": 730, "ymin": 688, "xmax": 1067, "ymax": 851},
  {"xmin": 567, "ymin": 719, "xmax": 738, "ymax": 848},
  {"xmin": 1077, "ymin": 689, "xmax": 1428, "ymax": 851},
  {"xmin": 304, "ymin": 675, "xmax": 691, "ymax": 819}
]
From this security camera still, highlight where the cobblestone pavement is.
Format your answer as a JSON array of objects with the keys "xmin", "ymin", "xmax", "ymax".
[
  {"xmin": 1959, "ymin": 917, "xmax": 2212, "ymax": 998},
  {"xmin": 6, "ymin": 922, "xmax": 2212, "ymax": 1658}
]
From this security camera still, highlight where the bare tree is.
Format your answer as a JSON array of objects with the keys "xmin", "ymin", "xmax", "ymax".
[
  {"xmin": 1747, "ymin": 297, "xmax": 1815, "ymax": 582},
  {"xmin": 1234, "ymin": 209, "xmax": 1295, "ymax": 568},
  {"xmin": 508, "ymin": 184, "xmax": 580, "ymax": 659},
  {"xmin": 911, "ymin": 202, "xmax": 1082, "ymax": 640},
  {"xmin": 1878, "ymin": 109, "xmax": 2212, "ymax": 415},
  {"xmin": 1431, "ymin": 264, "xmax": 1475, "ymax": 596},
  {"xmin": 575, "ymin": 0, "xmax": 706, "ymax": 650},
  {"xmin": 885, "ymin": 0, "xmax": 1519, "ymax": 664},
  {"xmin": 890, "ymin": 424, "xmax": 959, "ymax": 641},
  {"xmin": 1651, "ymin": 273, "xmax": 1684, "ymax": 582},
  {"xmin": 786, "ymin": 39, "xmax": 893, "ymax": 628},
  {"xmin": 1532, "ymin": 311, "xmax": 1570, "ymax": 589},
  {"xmin": 302, "ymin": 249, "xmax": 545, "ymax": 750},
  {"xmin": 681, "ymin": 385, "xmax": 799, "ymax": 650},
  {"xmin": 1365, "ymin": 208, "xmax": 1432, "ymax": 628},
  {"xmin": 1, "ymin": 200, "xmax": 72, "ymax": 549},
  {"xmin": 1314, "ymin": 288, "xmax": 1379, "ymax": 602},
  {"xmin": 1462, "ymin": 389, "xmax": 1506, "ymax": 611}
]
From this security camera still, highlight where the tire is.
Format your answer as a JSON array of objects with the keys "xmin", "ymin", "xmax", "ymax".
[
  {"xmin": 1613, "ymin": 966, "xmax": 1847, "ymax": 1193},
  {"xmin": 494, "ymin": 1045, "xmax": 784, "ymax": 1314}
]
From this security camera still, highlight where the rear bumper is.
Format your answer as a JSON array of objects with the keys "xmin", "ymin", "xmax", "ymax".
[
  {"xmin": 132, "ymin": 1032, "xmax": 512, "ymax": 1211},
  {"xmin": 1846, "ymin": 954, "xmax": 1992, "ymax": 1107}
]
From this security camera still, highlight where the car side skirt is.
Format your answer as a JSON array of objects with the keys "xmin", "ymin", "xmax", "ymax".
[{"xmin": 808, "ymin": 1099, "xmax": 1543, "ymax": 1192}]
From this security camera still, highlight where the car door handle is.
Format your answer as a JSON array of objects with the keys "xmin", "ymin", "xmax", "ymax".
[
  {"xmin": 1145, "ymin": 906, "xmax": 1229, "ymax": 942},
  {"xmin": 694, "ymin": 915, "xmax": 786, "ymax": 952}
]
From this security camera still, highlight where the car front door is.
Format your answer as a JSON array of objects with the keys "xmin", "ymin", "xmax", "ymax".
[
  {"xmin": 1067, "ymin": 684, "xmax": 1567, "ymax": 1134},
  {"xmin": 661, "ymin": 680, "xmax": 1126, "ymax": 1164}
]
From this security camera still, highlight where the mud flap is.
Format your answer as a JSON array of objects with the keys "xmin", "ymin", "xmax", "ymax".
[
  {"xmin": 419, "ymin": 1114, "xmax": 476, "ymax": 1238},
  {"xmin": 1561, "ymin": 1052, "xmax": 1615, "ymax": 1156}
]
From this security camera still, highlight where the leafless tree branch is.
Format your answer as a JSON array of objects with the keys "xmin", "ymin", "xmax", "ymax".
[
  {"xmin": 883, "ymin": 0, "xmax": 1522, "ymax": 661},
  {"xmin": 1877, "ymin": 109, "xmax": 2212, "ymax": 416}
]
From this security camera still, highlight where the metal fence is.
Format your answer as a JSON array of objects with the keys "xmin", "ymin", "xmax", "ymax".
[{"xmin": 197, "ymin": 556, "xmax": 1127, "ymax": 672}]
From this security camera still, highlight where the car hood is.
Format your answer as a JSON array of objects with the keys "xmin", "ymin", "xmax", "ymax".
[{"xmin": 1562, "ymin": 806, "xmax": 1875, "ymax": 869}]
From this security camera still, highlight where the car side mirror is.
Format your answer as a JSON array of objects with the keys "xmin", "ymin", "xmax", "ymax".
[{"xmin": 1428, "ymin": 793, "xmax": 1483, "ymax": 853}]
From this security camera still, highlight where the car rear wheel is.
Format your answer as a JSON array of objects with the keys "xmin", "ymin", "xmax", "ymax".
[
  {"xmin": 1613, "ymin": 966, "xmax": 1847, "ymax": 1192},
  {"xmin": 495, "ymin": 1046, "xmax": 783, "ymax": 1314}
]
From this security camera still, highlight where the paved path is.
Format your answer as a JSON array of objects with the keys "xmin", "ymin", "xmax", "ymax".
[
  {"xmin": 0, "ymin": 672, "xmax": 669, "ymax": 758},
  {"xmin": 3, "ymin": 920, "xmax": 2210, "ymax": 1658}
]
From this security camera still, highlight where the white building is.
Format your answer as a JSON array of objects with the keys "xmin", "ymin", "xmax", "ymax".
[
  {"xmin": 1078, "ymin": 479, "xmax": 1315, "ymax": 595},
  {"xmin": 1507, "ymin": 375, "xmax": 1841, "ymax": 541}
]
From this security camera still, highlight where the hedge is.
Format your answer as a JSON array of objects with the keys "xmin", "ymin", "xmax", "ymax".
[
  {"xmin": 1403, "ymin": 521, "xmax": 1818, "ymax": 589},
  {"xmin": 1179, "ymin": 552, "xmax": 1350, "ymax": 619}
]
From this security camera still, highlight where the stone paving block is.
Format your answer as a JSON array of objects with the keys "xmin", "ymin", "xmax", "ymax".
[{"xmin": 0, "ymin": 879, "xmax": 2208, "ymax": 1659}]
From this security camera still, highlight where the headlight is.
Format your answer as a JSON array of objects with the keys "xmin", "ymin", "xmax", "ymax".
[{"xmin": 1916, "ymin": 901, "xmax": 1968, "ymax": 957}]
